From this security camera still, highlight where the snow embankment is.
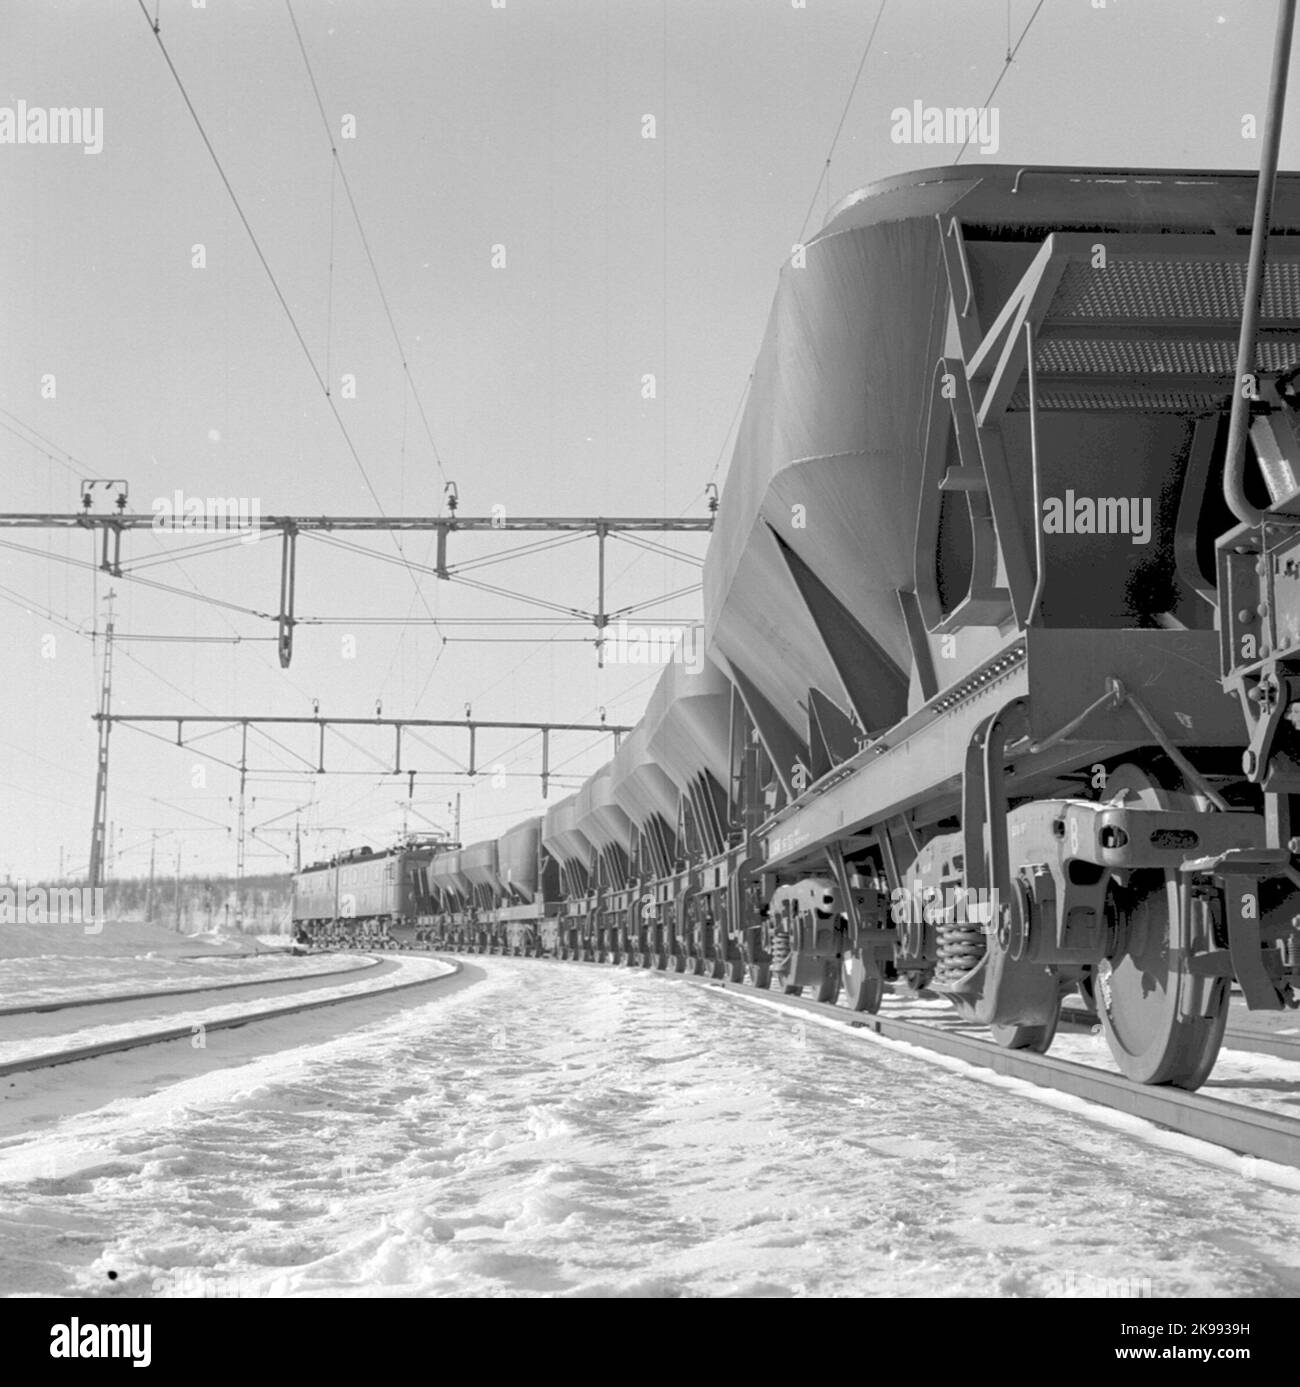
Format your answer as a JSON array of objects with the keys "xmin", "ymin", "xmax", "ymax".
[{"xmin": 0, "ymin": 919, "xmax": 276, "ymax": 962}]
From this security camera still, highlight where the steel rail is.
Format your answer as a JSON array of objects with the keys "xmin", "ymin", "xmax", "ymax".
[
  {"xmin": 1054, "ymin": 1006, "xmax": 1300, "ymax": 1066},
  {"xmin": 1221, "ymin": 1028, "xmax": 1300, "ymax": 1064},
  {"xmin": 0, "ymin": 954, "xmax": 380, "ymax": 1020},
  {"xmin": 0, "ymin": 958, "xmax": 459, "ymax": 1078},
  {"xmin": 675, "ymin": 973, "xmax": 1300, "ymax": 1170}
]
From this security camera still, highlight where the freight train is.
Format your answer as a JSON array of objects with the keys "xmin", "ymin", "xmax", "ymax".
[{"xmin": 295, "ymin": 163, "xmax": 1300, "ymax": 1091}]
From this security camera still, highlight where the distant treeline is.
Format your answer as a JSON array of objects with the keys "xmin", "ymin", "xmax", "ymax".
[{"xmin": 13, "ymin": 872, "xmax": 295, "ymax": 935}]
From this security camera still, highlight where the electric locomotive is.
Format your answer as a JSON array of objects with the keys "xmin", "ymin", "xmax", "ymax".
[{"xmin": 292, "ymin": 838, "xmax": 442, "ymax": 948}]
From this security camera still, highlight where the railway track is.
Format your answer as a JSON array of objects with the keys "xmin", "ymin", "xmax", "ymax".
[
  {"xmin": 0, "ymin": 954, "xmax": 380, "ymax": 1020},
  {"xmin": 433, "ymin": 948, "xmax": 1300, "ymax": 1172},
  {"xmin": 687, "ymin": 974, "xmax": 1300, "ymax": 1172},
  {"xmin": 1055, "ymin": 1006, "xmax": 1300, "ymax": 1066},
  {"xmin": 0, "ymin": 955, "xmax": 459, "ymax": 1078}
]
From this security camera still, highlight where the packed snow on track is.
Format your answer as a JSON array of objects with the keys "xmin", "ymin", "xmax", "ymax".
[{"xmin": 1, "ymin": 959, "xmax": 1299, "ymax": 1298}]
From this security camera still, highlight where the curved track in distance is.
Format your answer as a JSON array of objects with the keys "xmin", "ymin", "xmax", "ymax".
[
  {"xmin": 0, "ymin": 955, "xmax": 459, "ymax": 1078},
  {"xmin": 0, "ymin": 954, "xmax": 381, "ymax": 1020}
]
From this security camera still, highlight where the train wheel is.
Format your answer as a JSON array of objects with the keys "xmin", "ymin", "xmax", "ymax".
[
  {"xmin": 814, "ymin": 961, "xmax": 840, "ymax": 1004},
  {"xmin": 1096, "ymin": 877, "xmax": 1227, "ymax": 1087},
  {"xmin": 843, "ymin": 955, "xmax": 884, "ymax": 1013},
  {"xmin": 1094, "ymin": 764, "xmax": 1228, "ymax": 1088}
]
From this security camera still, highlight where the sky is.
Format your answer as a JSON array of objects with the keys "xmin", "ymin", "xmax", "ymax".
[{"xmin": 0, "ymin": 0, "xmax": 1293, "ymax": 881}]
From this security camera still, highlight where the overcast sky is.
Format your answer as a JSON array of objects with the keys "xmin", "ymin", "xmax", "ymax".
[{"xmin": 0, "ymin": 0, "xmax": 1290, "ymax": 881}]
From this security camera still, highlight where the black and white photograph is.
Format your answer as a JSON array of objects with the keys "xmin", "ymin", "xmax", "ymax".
[{"xmin": 1, "ymin": 0, "xmax": 1299, "ymax": 1344}]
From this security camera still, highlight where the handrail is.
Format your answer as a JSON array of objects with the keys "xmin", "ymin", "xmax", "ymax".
[{"xmin": 1224, "ymin": 0, "xmax": 1296, "ymax": 527}]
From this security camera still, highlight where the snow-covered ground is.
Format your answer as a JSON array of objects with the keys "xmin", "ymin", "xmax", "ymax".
[
  {"xmin": 1, "ymin": 919, "xmax": 279, "ymax": 963},
  {"xmin": 1, "ymin": 958, "xmax": 1298, "ymax": 1298}
]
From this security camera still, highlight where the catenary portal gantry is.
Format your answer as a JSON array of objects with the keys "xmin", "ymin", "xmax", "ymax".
[{"xmin": 0, "ymin": 508, "xmax": 716, "ymax": 666}]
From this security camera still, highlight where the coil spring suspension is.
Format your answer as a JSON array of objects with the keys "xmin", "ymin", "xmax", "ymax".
[
  {"xmin": 771, "ymin": 926, "xmax": 792, "ymax": 976},
  {"xmin": 934, "ymin": 918, "xmax": 985, "ymax": 989}
]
